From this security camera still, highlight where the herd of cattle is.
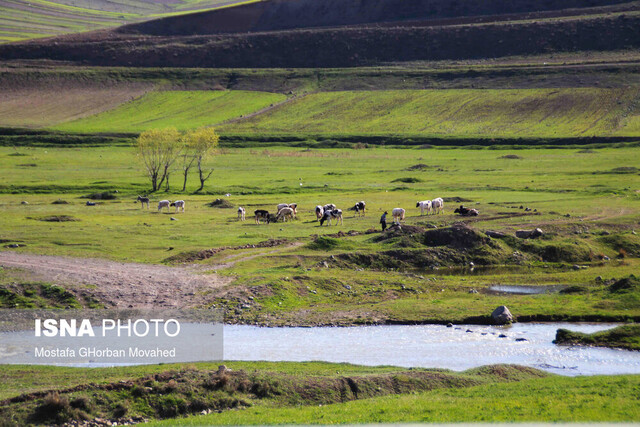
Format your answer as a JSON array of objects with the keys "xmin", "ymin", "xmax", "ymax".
[{"xmin": 136, "ymin": 195, "xmax": 479, "ymax": 225}]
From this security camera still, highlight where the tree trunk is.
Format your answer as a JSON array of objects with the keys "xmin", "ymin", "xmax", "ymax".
[
  {"xmin": 182, "ymin": 168, "xmax": 189, "ymax": 192},
  {"xmin": 196, "ymin": 157, "xmax": 213, "ymax": 193}
]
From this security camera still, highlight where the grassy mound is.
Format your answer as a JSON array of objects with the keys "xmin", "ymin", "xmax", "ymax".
[
  {"xmin": 554, "ymin": 324, "xmax": 640, "ymax": 350},
  {"xmin": 609, "ymin": 275, "xmax": 640, "ymax": 293},
  {"xmin": 0, "ymin": 364, "xmax": 547, "ymax": 426},
  {"xmin": 206, "ymin": 198, "xmax": 235, "ymax": 208}
]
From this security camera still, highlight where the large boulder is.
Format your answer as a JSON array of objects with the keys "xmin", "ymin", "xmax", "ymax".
[{"xmin": 491, "ymin": 306, "xmax": 514, "ymax": 324}]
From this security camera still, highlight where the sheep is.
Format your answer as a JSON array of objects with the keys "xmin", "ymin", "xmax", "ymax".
[
  {"xmin": 320, "ymin": 209, "xmax": 343, "ymax": 226},
  {"xmin": 392, "ymin": 208, "xmax": 405, "ymax": 224},
  {"xmin": 277, "ymin": 203, "xmax": 297, "ymax": 218},
  {"xmin": 416, "ymin": 200, "xmax": 432, "ymax": 215},
  {"xmin": 158, "ymin": 200, "xmax": 171, "ymax": 212},
  {"xmin": 136, "ymin": 195, "xmax": 150, "ymax": 209},
  {"xmin": 276, "ymin": 207, "xmax": 295, "ymax": 222},
  {"xmin": 276, "ymin": 203, "xmax": 289, "ymax": 213},
  {"xmin": 238, "ymin": 206, "xmax": 246, "ymax": 221},
  {"xmin": 315, "ymin": 205, "xmax": 324, "ymax": 221},
  {"xmin": 254, "ymin": 209, "xmax": 270, "ymax": 224},
  {"xmin": 323, "ymin": 203, "xmax": 336, "ymax": 212},
  {"xmin": 353, "ymin": 201, "xmax": 366, "ymax": 216},
  {"xmin": 170, "ymin": 200, "xmax": 185, "ymax": 213},
  {"xmin": 432, "ymin": 197, "xmax": 444, "ymax": 214}
]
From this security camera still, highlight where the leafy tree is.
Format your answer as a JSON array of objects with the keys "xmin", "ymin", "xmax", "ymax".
[
  {"xmin": 181, "ymin": 127, "xmax": 220, "ymax": 193},
  {"xmin": 136, "ymin": 128, "xmax": 181, "ymax": 192}
]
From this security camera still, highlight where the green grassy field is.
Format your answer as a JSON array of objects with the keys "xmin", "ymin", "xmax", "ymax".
[
  {"xmin": 52, "ymin": 90, "xmax": 287, "ymax": 133},
  {"xmin": 0, "ymin": 144, "xmax": 638, "ymax": 325},
  {"xmin": 221, "ymin": 88, "xmax": 640, "ymax": 139}
]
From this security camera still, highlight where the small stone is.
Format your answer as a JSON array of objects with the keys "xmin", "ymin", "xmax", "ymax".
[
  {"xmin": 603, "ymin": 256, "xmax": 610, "ymax": 261},
  {"xmin": 468, "ymin": 289, "xmax": 478, "ymax": 294},
  {"xmin": 515, "ymin": 337, "xmax": 527, "ymax": 342},
  {"xmin": 170, "ymin": 217, "xmax": 177, "ymax": 221},
  {"xmin": 446, "ymin": 323, "xmax": 453, "ymax": 328},
  {"xmin": 595, "ymin": 276, "xmax": 603, "ymax": 282},
  {"xmin": 20, "ymin": 201, "xmax": 28, "ymax": 205},
  {"xmin": 498, "ymin": 334, "xmax": 508, "ymax": 338}
]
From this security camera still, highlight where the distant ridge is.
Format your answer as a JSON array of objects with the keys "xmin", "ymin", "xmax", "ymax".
[{"xmin": 118, "ymin": 0, "xmax": 636, "ymax": 35}]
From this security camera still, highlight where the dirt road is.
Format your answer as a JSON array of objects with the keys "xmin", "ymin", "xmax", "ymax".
[{"xmin": 0, "ymin": 251, "xmax": 233, "ymax": 308}]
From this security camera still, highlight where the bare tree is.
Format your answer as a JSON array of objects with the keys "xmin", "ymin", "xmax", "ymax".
[
  {"xmin": 181, "ymin": 127, "xmax": 220, "ymax": 193},
  {"xmin": 136, "ymin": 128, "xmax": 181, "ymax": 192}
]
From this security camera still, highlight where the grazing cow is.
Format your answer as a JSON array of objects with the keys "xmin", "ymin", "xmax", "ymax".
[
  {"xmin": 315, "ymin": 205, "xmax": 324, "ymax": 221},
  {"xmin": 353, "ymin": 201, "xmax": 366, "ymax": 216},
  {"xmin": 254, "ymin": 209, "xmax": 270, "ymax": 224},
  {"xmin": 454, "ymin": 205, "xmax": 479, "ymax": 216},
  {"xmin": 158, "ymin": 200, "xmax": 171, "ymax": 212},
  {"xmin": 170, "ymin": 200, "xmax": 185, "ymax": 213},
  {"xmin": 323, "ymin": 203, "xmax": 337, "ymax": 212},
  {"xmin": 136, "ymin": 195, "xmax": 150, "ymax": 209},
  {"xmin": 277, "ymin": 207, "xmax": 295, "ymax": 222},
  {"xmin": 392, "ymin": 208, "xmax": 405, "ymax": 224},
  {"xmin": 431, "ymin": 197, "xmax": 444, "ymax": 214},
  {"xmin": 416, "ymin": 200, "xmax": 432, "ymax": 215},
  {"xmin": 238, "ymin": 207, "xmax": 246, "ymax": 221},
  {"xmin": 320, "ymin": 209, "xmax": 343, "ymax": 226}
]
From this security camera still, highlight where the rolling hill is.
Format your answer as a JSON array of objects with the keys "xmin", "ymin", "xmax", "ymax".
[
  {"xmin": 0, "ymin": 0, "xmax": 248, "ymax": 43},
  {"xmin": 1, "ymin": 0, "xmax": 638, "ymax": 68}
]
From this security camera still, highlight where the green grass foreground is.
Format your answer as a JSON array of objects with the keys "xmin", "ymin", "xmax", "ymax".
[
  {"xmin": 1, "ymin": 362, "xmax": 638, "ymax": 425},
  {"xmin": 53, "ymin": 90, "xmax": 286, "ymax": 133},
  {"xmin": 149, "ymin": 374, "xmax": 640, "ymax": 425}
]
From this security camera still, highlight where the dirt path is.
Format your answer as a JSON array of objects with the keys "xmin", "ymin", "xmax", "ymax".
[{"xmin": 0, "ymin": 251, "xmax": 234, "ymax": 309}]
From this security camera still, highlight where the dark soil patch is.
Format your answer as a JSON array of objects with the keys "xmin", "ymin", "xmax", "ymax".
[
  {"xmin": 442, "ymin": 197, "xmax": 473, "ymax": 203},
  {"xmin": 498, "ymin": 154, "xmax": 523, "ymax": 159},
  {"xmin": 81, "ymin": 192, "xmax": 117, "ymax": 200},
  {"xmin": 206, "ymin": 198, "xmax": 235, "ymax": 208},
  {"xmin": 391, "ymin": 177, "xmax": 422, "ymax": 183},
  {"xmin": 51, "ymin": 199, "xmax": 69, "ymax": 204},
  {"xmin": 609, "ymin": 275, "xmax": 640, "ymax": 293},
  {"xmin": 32, "ymin": 215, "xmax": 79, "ymax": 222},
  {"xmin": 424, "ymin": 225, "xmax": 493, "ymax": 249},
  {"xmin": 164, "ymin": 239, "xmax": 289, "ymax": 263},
  {"xmin": 405, "ymin": 163, "xmax": 430, "ymax": 171}
]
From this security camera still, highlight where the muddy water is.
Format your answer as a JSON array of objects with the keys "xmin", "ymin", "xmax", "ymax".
[{"xmin": 225, "ymin": 323, "xmax": 640, "ymax": 376}]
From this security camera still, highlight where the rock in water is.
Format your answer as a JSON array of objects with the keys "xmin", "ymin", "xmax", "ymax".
[{"xmin": 491, "ymin": 305, "xmax": 514, "ymax": 324}]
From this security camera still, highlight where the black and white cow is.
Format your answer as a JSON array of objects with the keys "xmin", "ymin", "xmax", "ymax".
[{"xmin": 320, "ymin": 209, "xmax": 343, "ymax": 226}]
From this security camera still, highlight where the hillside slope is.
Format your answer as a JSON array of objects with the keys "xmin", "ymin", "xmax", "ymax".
[
  {"xmin": 0, "ymin": 0, "xmax": 247, "ymax": 43},
  {"xmin": 2, "ymin": 11, "xmax": 639, "ymax": 68},
  {"xmin": 119, "ymin": 0, "xmax": 637, "ymax": 35},
  {"xmin": 221, "ymin": 88, "xmax": 640, "ymax": 138}
]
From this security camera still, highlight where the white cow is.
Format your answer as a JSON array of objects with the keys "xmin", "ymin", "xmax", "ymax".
[
  {"xmin": 170, "ymin": 200, "xmax": 185, "ymax": 213},
  {"xmin": 392, "ymin": 208, "xmax": 405, "ymax": 224},
  {"xmin": 315, "ymin": 205, "xmax": 324, "ymax": 221},
  {"xmin": 416, "ymin": 200, "xmax": 432, "ymax": 215},
  {"xmin": 238, "ymin": 207, "xmax": 246, "ymax": 221},
  {"xmin": 432, "ymin": 197, "xmax": 444, "ymax": 214}
]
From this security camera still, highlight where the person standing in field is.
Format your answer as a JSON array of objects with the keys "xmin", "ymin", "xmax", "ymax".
[{"xmin": 380, "ymin": 211, "xmax": 388, "ymax": 231}]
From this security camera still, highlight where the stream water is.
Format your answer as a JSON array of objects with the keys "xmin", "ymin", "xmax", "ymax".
[{"xmin": 225, "ymin": 323, "xmax": 640, "ymax": 376}]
